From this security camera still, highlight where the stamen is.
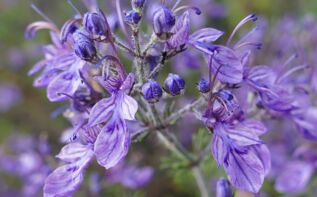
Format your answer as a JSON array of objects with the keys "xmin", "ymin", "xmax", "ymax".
[
  {"xmin": 172, "ymin": 0, "xmax": 182, "ymax": 10},
  {"xmin": 234, "ymin": 42, "xmax": 262, "ymax": 50},
  {"xmin": 173, "ymin": 5, "xmax": 201, "ymax": 15},
  {"xmin": 30, "ymin": 2, "xmax": 54, "ymax": 23},
  {"xmin": 277, "ymin": 64, "xmax": 309, "ymax": 83},
  {"xmin": 67, "ymin": 0, "xmax": 82, "ymax": 17},
  {"xmin": 226, "ymin": 13, "xmax": 257, "ymax": 46},
  {"xmin": 115, "ymin": 0, "xmax": 130, "ymax": 44}
]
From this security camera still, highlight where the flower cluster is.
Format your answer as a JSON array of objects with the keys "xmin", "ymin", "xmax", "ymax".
[{"xmin": 25, "ymin": 0, "xmax": 317, "ymax": 196}]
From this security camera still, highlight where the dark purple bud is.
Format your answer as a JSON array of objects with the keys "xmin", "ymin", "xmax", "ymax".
[
  {"xmin": 83, "ymin": 12, "xmax": 108, "ymax": 36},
  {"xmin": 72, "ymin": 29, "xmax": 97, "ymax": 61},
  {"xmin": 152, "ymin": 6, "xmax": 176, "ymax": 40},
  {"xmin": 164, "ymin": 73, "xmax": 185, "ymax": 96},
  {"xmin": 216, "ymin": 178, "xmax": 233, "ymax": 197},
  {"xmin": 131, "ymin": 0, "xmax": 145, "ymax": 10},
  {"xmin": 197, "ymin": 78, "xmax": 210, "ymax": 93},
  {"xmin": 142, "ymin": 80, "xmax": 163, "ymax": 103},
  {"xmin": 124, "ymin": 10, "xmax": 142, "ymax": 25}
]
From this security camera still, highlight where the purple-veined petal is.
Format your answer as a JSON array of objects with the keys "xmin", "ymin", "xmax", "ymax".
[
  {"xmin": 275, "ymin": 160, "xmax": 313, "ymax": 194},
  {"xmin": 118, "ymin": 93, "xmax": 138, "ymax": 121},
  {"xmin": 56, "ymin": 143, "xmax": 91, "ymax": 163},
  {"xmin": 44, "ymin": 149, "xmax": 94, "ymax": 197},
  {"xmin": 94, "ymin": 118, "xmax": 130, "ymax": 169},
  {"xmin": 120, "ymin": 73, "xmax": 135, "ymax": 93},
  {"xmin": 33, "ymin": 68, "xmax": 61, "ymax": 88},
  {"xmin": 239, "ymin": 119, "xmax": 267, "ymax": 136},
  {"xmin": 223, "ymin": 123, "xmax": 263, "ymax": 147},
  {"xmin": 47, "ymin": 70, "xmax": 81, "ymax": 102},
  {"xmin": 210, "ymin": 46, "xmax": 243, "ymax": 84},
  {"xmin": 292, "ymin": 108, "xmax": 317, "ymax": 140},
  {"xmin": 88, "ymin": 95, "xmax": 116, "ymax": 126},
  {"xmin": 167, "ymin": 11, "xmax": 190, "ymax": 48},
  {"xmin": 190, "ymin": 28, "xmax": 224, "ymax": 43},
  {"xmin": 212, "ymin": 135, "xmax": 228, "ymax": 167},
  {"xmin": 224, "ymin": 148, "xmax": 265, "ymax": 193},
  {"xmin": 250, "ymin": 144, "xmax": 271, "ymax": 176},
  {"xmin": 28, "ymin": 60, "xmax": 47, "ymax": 76}
]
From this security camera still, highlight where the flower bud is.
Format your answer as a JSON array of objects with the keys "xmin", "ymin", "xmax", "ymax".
[
  {"xmin": 164, "ymin": 73, "xmax": 185, "ymax": 96},
  {"xmin": 124, "ymin": 10, "xmax": 142, "ymax": 25},
  {"xmin": 197, "ymin": 78, "xmax": 210, "ymax": 93},
  {"xmin": 72, "ymin": 29, "xmax": 97, "ymax": 62},
  {"xmin": 152, "ymin": 6, "xmax": 176, "ymax": 40},
  {"xmin": 131, "ymin": 0, "xmax": 146, "ymax": 10},
  {"xmin": 216, "ymin": 178, "xmax": 233, "ymax": 197},
  {"xmin": 83, "ymin": 12, "xmax": 108, "ymax": 36},
  {"xmin": 142, "ymin": 80, "xmax": 163, "ymax": 103}
]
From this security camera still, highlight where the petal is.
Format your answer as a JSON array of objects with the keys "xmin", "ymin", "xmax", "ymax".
[
  {"xmin": 210, "ymin": 46, "xmax": 243, "ymax": 84},
  {"xmin": 167, "ymin": 11, "xmax": 190, "ymax": 48},
  {"xmin": 33, "ymin": 68, "xmax": 61, "ymax": 88},
  {"xmin": 275, "ymin": 161, "xmax": 313, "ymax": 193},
  {"xmin": 212, "ymin": 135, "xmax": 228, "ymax": 167},
  {"xmin": 239, "ymin": 119, "xmax": 267, "ymax": 136},
  {"xmin": 250, "ymin": 145, "xmax": 271, "ymax": 176},
  {"xmin": 118, "ymin": 93, "xmax": 138, "ymax": 121},
  {"xmin": 56, "ymin": 143, "xmax": 91, "ymax": 163},
  {"xmin": 88, "ymin": 95, "xmax": 116, "ymax": 126},
  {"xmin": 225, "ymin": 123, "xmax": 263, "ymax": 147},
  {"xmin": 47, "ymin": 71, "xmax": 81, "ymax": 102},
  {"xmin": 190, "ymin": 28, "xmax": 224, "ymax": 43},
  {"xmin": 224, "ymin": 149, "xmax": 265, "ymax": 193},
  {"xmin": 94, "ymin": 118, "xmax": 130, "ymax": 169},
  {"xmin": 44, "ymin": 149, "xmax": 93, "ymax": 197}
]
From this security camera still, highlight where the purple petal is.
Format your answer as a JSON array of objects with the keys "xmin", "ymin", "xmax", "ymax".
[
  {"xmin": 44, "ymin": 149, "xmax": 93, "ymax": 197},
  {"xmin": 275, "ymin": 161, "xmax": 313, "ymax": 193},
  {"xmin": 224, "ymin": 148, "xmax": 265, "ymax": 193},
  {"xmin": 120, "ymin": 73, "xmax": 135, "ymax": 93},
  {"xmin": 94, "ymin": 118, "xmax": 130, "ymax": 169},
  {"xmin": 47, "ymin": 71, "xmax": 81, "ymax": 102},
  {"xmin": 28, "ymin": 59, "xmax": 47, "ymax": 76},
  {"xmin": 190, "ymin": 28, "xmax": 224, "ymax": 43},
  {"xmin": 118, "ymin": 93, "xmax": 138, "ymax": 121},
  {"xmin": 210, "ymin": 46, "xmax": 243, "ymax": 84},
  {"xmin": 33, "ymin": 68, "xmax": 60, "ymax": 88},
  {"xmin": 293, "ymin": 108, "xmax": 317, "ymax": 140},
  {"xmin": 167, "ymin": 11, "xmax": 190, "ymax": 48},
  {"xmin": 212, "ymin": 135, "xmax": 228, "ymax": 166},
  {"xmin": 56, "ymin": 143, "xmax": 91, "ymax": 163},
  {"xmin": 88, "ymin": 95, "xmax": 116, "ymax": 126},
  {"xmin": 222, "ymin": 123, "xmax": 263, "ymax": 147},
  {"xmin": 250, "ymin": 145, "xmax": 271, "ymax": 176}
]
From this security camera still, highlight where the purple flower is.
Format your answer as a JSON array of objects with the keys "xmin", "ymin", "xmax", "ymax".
[
  {"xmin": 107, "ymin": 161, "xmax": 154, "ymax": 189},
  {"xmin": 212, "ymin": 121, "xmax": 270, "ymax": 193},
  {"xmin": 0, "ymin": 83, "xmax": 22, "ymax": 112},
  {"xmin": 275, "ymin": 160, "xmax": 314, "ymax": 194},
  {"xmin": 26, "ymin": 21, "xmax": 87, "ymax": 102}
]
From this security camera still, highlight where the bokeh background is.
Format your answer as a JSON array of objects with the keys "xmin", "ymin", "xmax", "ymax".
[{"xmin": 1, "ymin": 0, "xmax": 317, "ymax": 196}]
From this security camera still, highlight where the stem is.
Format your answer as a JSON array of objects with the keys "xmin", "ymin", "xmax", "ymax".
[{"xmin": 192, "ymin": 166, "xmax": 210, "ymax": 197}]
